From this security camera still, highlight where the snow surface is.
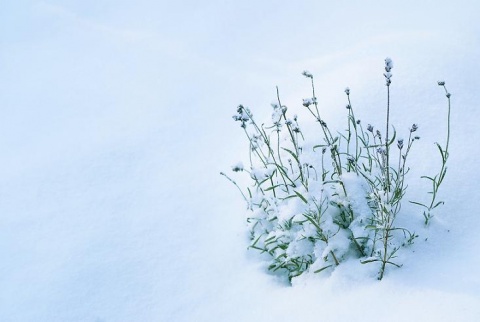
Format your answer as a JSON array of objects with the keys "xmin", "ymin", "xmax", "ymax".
[{"xmin": 1, "ymin": 1, "xmax": 480, "ymax": 321}]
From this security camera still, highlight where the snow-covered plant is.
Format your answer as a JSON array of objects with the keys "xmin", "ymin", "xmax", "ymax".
[
  {"xmin": 222, "ymin": 58, "xmax": 451, "ymax": 281},
  {"xmin": 410, "ymin": 81, "xmax": 452, "ymax": 226}
]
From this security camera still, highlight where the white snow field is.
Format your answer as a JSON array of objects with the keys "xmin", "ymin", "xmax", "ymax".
[{"xmin": 1, "ymin": 1, "xmax": 480, "ymax": 321}]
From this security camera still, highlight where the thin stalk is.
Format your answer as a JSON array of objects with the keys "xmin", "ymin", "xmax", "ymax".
[
  {"xmin": 385, "ymin": 85, "xmax": 391, "ymax": 192},
  {"xmin": 243, "ymin": 109, "xmax": 293, "ymax": 189},
  {"xmin": 426, "ymin": 85, "xmax": 451, "ymax": 211},
  {"xmin": 220, "ymin": 172, "xmax": 248, "ymax": 202},
  {"xmin": 277, "ymin": 86, "xmax": 305, "ymax": 185},
  {"xmin": 347, "ymin": 94, "xmax": 359, "ymax": 161}
]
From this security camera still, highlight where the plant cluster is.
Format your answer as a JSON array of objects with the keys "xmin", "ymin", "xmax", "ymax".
[{"xmin": 222, "ymin": 58, "xmax": 451, "ymax": 281}]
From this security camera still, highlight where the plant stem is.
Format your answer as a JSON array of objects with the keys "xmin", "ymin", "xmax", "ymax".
[{"xmin": 385, "ymin": 85, "xmax": 391, "ymax": 192}]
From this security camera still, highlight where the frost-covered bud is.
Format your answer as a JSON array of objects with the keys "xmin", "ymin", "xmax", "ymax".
[
  {"xmin": 414, "ymin": 136, "xmax": 420, "ymax": 140},
  {"xmin": 367, "ymin": 124, "xmax": 374, "ymax": 132},
  {"xmin": 347, "ymin": 156, "xmax": 355, "ymax": 164},
  {"xmin": 303, "ymin": 98, "xmax": 313, "ymax": 107},
  {"xmin": 293, "ymin": 114, "xmax": 298, "ymax": 121},
  {"xmin": 385, "ymin": 57, "xmax": 393, "ymax": 72},
  {"xmin": 376, "ymin": 130, "xmax": 382, "ymax": 139},
  {"xmin": 346, "ymin": 104, "xmax": 351, "ymax": 109},
  {"xmin": 302, "ymin": 70, "xmax": 313, "ymax": 78},
  {"xmin": 397, "ymin": 139, "xmax": 404, "ymax": 150},
  {"xmin": 410, "ymin": 124, "xmax": 418, "ymax": 132},
  {"xmin": 345, "ymin": 87, "xmax": 350, "ymax": 95},
  {"xmin": 282, "ymin": 105, "xmax": 287, "ymax": 113},
  {"xmin": 231, "ymin": 162, "xmax": 244, "ymax": 172},
  {"xmin": 446, "ymin": 92, "xmax": 451, "ymax": 98},
  {"xmin": 319, "ymin": 120, "xmax": 327, "ymax": 127},
  {"xmin": 285, "ymin": 119, "xmax": 293, "ymax": 126},
  {"xmin": 233, "ymin": 105, "xmax": 251, "ymax": 128},
  {"xmin": 437, "ymin": 81, "xmax": 445, "ymax": 86},
  {"xmin": 384, "ymin": 71, "xmax": 393, "ymax": 86},
  {"xmin": 384, "ymin": 58, "xmax": 393, "ymax": 86},
  {"xmin": 377, "ymin": 148, "xmax": 385, "ymax": 155},
  {"xmin": 322, "ymin": 147, "xmax": 327, "ymax": 154},
  {"xmin": 356, "ymin": 119, "xmax": 361, "ymax": 125}
]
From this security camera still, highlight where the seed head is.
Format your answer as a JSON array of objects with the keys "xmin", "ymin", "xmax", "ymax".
[
  {"xmin": 367, "ymin": 124, "xmax": 374, "ymax": 132},
  {"xmin": 302, "ymin": 70, "xmax": 313, "ymax": 79},
  {"xmin": 384, "ymin": 72, "xmax": 393, "ymax": 86},
  {"xmin": 384, "ymin": 58, "xmax": 393, "ymax": 86},
  {"xmin": 303, "ymin": 97, "xmax": 316, "ymax": 107},
  {"xmin": 437, "ymin": 81, "xmax": 445, "ymax": 86},
  {"xmin": 233, "ymin": 105, "xmax": 251, "ymax": 128},
  {"xmin": 345, "ymin": 87, "xmax": 350, "ymax": 95},
  {"xmin": 410, "ymin": 124, "xmax": 418, "ymax": 132},
  {"xmin": 397, "ymin": 139, "xmax": 404, "ymax": 150},
  {"xmin": 231, "ymin": 162, "xmax": 244, "ymax": 172},
  {"xmin": 377, "ymin": 148, "xmax": 386, "ymax": 155},
  {"xmin": 384, "ymin": 57, "xmax": 393, "ymax": 72}
]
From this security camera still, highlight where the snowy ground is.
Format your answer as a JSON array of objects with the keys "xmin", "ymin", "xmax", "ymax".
[{"xmin": 1, "ymin": 1, "xmax": 480, "ymax": 321}]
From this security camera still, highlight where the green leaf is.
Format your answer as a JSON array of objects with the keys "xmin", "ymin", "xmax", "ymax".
[
  {"xmin": 281, "ymin": 147, "xmax": 300, "ymax": 164},
  {"xmin": 314, "ymin": 265, "xmax": 333, "ymax": 273},
  {"xmin": 294, "ymin": 190, "xmax": 308, "ymax": 204},
  {"xmin": 386, "ymin": 127, "xmax": 397, "ymax": 146},
  {"xmin": 435, "ymin": 142, "xmax": 446, "ymax": 163},
  {"xmin": 264, "ymin": 184, "xmax": 281, "ymax": 192},
  {"xmin": 313, "ymin": 144, "xmax": 328, "ymax": 150},
  {"xmin": 249, "ymin": 245, "xmax": 267, "ymax": 252},
  {"xmin": 432, "ymin": 201, "xmax": 445, "ymax": 209},
  {"xmin": 420, "ymin": 175, "xmax": 436, "ymax": 182},
  {"xmin": 264, "ymin": 235, "xmax": 276, "ymax": 243},
  {"xmin": 304, "ymin": 214, "xmax": 322, "ymax": 232}
]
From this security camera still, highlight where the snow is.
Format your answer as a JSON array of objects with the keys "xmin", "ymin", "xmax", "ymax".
[{"xmin": 1, "ymin": 1, "xmax": 480, "ymax": 321}]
